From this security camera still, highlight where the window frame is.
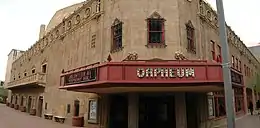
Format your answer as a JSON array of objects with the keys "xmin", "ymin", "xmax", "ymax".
[
  {"xmin": 42, "ymin": 64, "xmax": 47, "ymax": 74},
  {"xmin": 211, "ymin": 41, "xmax": 216, "ymax": 61},
  {"xmin": 145, "ymin": 12, "xmax": 166, "ymax": 48},
  {"xmin": 239, "ymin": 60, "xmax": 241, "ymax": 72},
  {"xmin": 186, "ymin": 21, "xmax": 196, "ymax": 53},
  {"xmin": 217, "ymin": 45, "xmax": 222, "ymax": 63},
  {"xmin": 235, "ymin": 58, "xmax": 238, "ymax": 69},
  {"xmin": 213, "ymin": 91, "xmax": 226, "ymax": 118},
  {"xmin": 147, "ymin": 18, "xmax": 165, "ymax": 45},
  {"xmin": 111, "ymin": 19, "xmax": 123, "ymax": 53},
  {"xmin": 32, "ymin": 69, "xmax": 36, "ymax": 74},
  {"xmin": 231, "ymin": 56, "xmax": 235, "ymax": 67}
]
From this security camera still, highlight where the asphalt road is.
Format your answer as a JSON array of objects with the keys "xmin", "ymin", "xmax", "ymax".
[{"xmin": 0, "ymin": 104, "xmax": 78, "ymax": 128}]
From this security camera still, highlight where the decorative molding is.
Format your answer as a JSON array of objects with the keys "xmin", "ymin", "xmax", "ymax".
[
  {"xmin": 199, "ymin": 0, "xmax": 259, "ymax": 67},
  {"xmin": 11, "ymin": 0, "xmax": 100, "ymax": 69},
  {"xmin": 174, "ymin": 51, "xmax": 187, "ymax": 60},
  {"xmin": 124, "ymin": 52, "xmax": 138, "ymax": 61},
  {"xmin": 148, "ymin": 11, "xmax": 164, "ymax": 20}
]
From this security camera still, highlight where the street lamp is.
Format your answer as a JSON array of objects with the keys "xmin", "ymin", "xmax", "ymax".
[{"xmin": 215, "ymin": 0, "xmax": 236, "ymax": 128}]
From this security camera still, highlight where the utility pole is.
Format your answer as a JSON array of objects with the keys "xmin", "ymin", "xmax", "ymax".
[{"xmin": 216, "ymin": 0, "xmax": 236, "ymax": 128}]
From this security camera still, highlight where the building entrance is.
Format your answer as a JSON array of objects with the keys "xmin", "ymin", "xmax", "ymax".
[
  {"xmin": 109, "ymin": 94, "xmax": 128, "ymax": 128},
  {"xmin": 186, "ymin": 93, "xmax": 199, "ymax": 128},
  {"xmin": 139, "ymin": 95, "xmax": 176, "ymax": 128}
]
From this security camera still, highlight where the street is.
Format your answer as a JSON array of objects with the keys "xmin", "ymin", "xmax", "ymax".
[{"xmin": 0, "ymin": 104, "xmax": 78, "ymax": 128}]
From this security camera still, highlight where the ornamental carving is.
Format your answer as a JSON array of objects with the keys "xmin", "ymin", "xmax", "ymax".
[
  {"xmin": 206, "ymin": 11, "xmax": 211, "ymax": 20},
  {"xmin": 44, "ymin": 37, "xmax": 48, "ymax": 46},
  {"xmin": 56, "ymin": 30, "xmax": 60, "ymax": 38},
  {"xmin": 174, "ymin": 51, "xmax": 187, "ymax": 60},
  {"xmin": 62, "ymin": 21, "xmax": 66, "ymax": 33},
  {"xmin": 124, "ymin": 52, "xmax": 138, "ymax": 61},
  {"xmin": 148, "ymin": 11, "xmax": 162, "ymax": 19},
  {"xmin": 76, "ymin": 15, "xmax": 81, "ymax": 24},
  {"xmin": 50, "ymin": 34, "xmax": 54, "ymax": 42},
  {"xmin": 85, "ymin": 8, "xmax": 91, "ymax": 19},
  {"xmin": 67, "ymin": 21, "xmax": 72, "ymax": 30}
]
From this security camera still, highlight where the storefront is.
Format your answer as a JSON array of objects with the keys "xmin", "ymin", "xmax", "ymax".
[{"xmin": 60, "ymin": 60, "xmax": 224, "ymax": 128}]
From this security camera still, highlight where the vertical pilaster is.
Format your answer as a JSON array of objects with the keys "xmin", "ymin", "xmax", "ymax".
[
  {"xmin": 252, "ymin": 89, "xmax": 256, "ymax": 110},
  {"xmin": 243, "ymin": 87, "xmax": 248, "ymax": 113},
  {"xmin": 128, "ymin": 93, "xmax": 139, "ymax": 128},
  {"xmin": 175, "ymin": 93, "xmax": 187, "ymax": 128}
]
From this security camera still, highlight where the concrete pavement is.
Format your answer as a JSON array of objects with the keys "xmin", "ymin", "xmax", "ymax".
[
  {"xmin": 236, "ymin": 114, "xmax": 260, "ymax": 128},
  {"xmin": 0, "ymin": 104, "xmax": 79, "ymax": 128},
  {"xmin": 1, "ymin": 103, "xmax": 259, "ymax": 128}
]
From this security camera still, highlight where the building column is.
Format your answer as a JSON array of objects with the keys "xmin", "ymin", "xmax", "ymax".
[
  {"xmin": 7, "ymin": 90, "xmax": 12, "ymax": 103},
  {"xmin": 252, "ymin": 89, "xmax": 256, "ymax": 110},
  {"xmin": 175, "ymin": 93, "xmax": 187, "ymax": 128},
  {"xmin": 128, "ymin": 93, "xmax": 139, "ymax": 128},
  {"xmin": 243, "ymin": 87, "xmax": 248, "ymax": 113}
]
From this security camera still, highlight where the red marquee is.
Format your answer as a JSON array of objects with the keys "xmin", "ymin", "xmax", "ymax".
[{"xmin": 60, "ymin": 60, "xmax": 224, "ymax": 93}]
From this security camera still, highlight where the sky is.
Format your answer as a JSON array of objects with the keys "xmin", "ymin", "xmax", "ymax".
[{"xmin": 0, "ymin": 0, "xmax": 260, "ymax": 81}]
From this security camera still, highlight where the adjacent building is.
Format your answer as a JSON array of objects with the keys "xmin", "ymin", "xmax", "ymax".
[
  {"xmin": 249, "ymin": 45, "xmax": 260, "ymax": 60},
  {"xmin": 4, "ymin": 49, "xmax": 24, "ymax": 103},
  {"xmin": 5, "ymin": 0, "xmax": 260, "ymax": 128},
  {"xmin": 0, "ymin": 81, "xmax": 7, "ymax": 103},
  {"xmin": 5, "ymin": 49, "xmax": 24, "ymax": 86}
]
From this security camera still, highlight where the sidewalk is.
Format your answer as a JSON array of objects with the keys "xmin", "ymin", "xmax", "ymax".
[
  {"xmin": 235, "ymin": 114, "xmax": 260, "ymax": 128},
  {"xmin": 0, "ymin": 104, "xmax": 80, "ymax": 128}
]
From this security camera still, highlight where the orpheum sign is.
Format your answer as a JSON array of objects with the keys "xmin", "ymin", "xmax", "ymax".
[
  {"xmin": 65, "ymin": 68, "xmax": 97, "ymax": 85},
  {"xmin": 137, "ymin": 67, "xmax": 195, "ymax": 78}
]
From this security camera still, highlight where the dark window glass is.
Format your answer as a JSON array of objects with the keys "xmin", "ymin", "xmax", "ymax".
[{"xmin": 148, "ymin": 19, "xmax": 164, "ymax": 44}]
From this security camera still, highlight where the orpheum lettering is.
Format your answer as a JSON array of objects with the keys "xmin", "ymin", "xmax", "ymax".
[
  {"xmin": 65, "ymin": 68, "xmax": 97, "ymax": 85},
  {"xmin": 136, "ymin": 68, "xmax": 195, "ymax": 78}
]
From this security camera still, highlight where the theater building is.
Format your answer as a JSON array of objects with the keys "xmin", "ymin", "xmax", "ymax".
[{"xmin": 6, "ymin": 0, "xmax": 260, "ymax": 128}]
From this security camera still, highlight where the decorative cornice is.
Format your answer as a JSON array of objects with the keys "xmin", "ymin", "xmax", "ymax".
[
  {"xmin": 199, "ymin": 0, "xmax": 260, "ymax": 67},
  {"xmin": 13, "ymin": 0, "xmax": 102, "ymax": 66}
]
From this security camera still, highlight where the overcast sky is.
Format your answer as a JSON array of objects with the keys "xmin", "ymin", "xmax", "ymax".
[{"xmin": 0, "ymin": 0, "xmax": 259, "ymax": 81}]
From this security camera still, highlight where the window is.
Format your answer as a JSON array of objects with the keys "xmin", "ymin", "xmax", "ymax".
[
  {"xmin": 214, "ymin": 91, "xmax": 226, "ymax": 118},
  {"xmin": 234, "ymin": 87, "xmax": 244, "ymax": 113},
  {"xmin": 239, "ymin": 61, "xmax": 241, "ymax": 72},
  {"xmin": 24, "ymin": 72, "xmax": 27, "ymax": 77},
  {"xmin": 147, "ymin": 12, "xmax": 165, "ymax": 46},
  {"xmin": 231, "ymin": 56, "xmax": 234, "ymax": 67},
  {"xmin": 235, "ymin": 58, "xmax": 238, "ymax": 69},
  {"xmin": 67, "ymin": 104, "xmax": 71, "ymax": 113},
  {"xmin": 42, "ymin": 64, "xmax": 47, "ymax": 73},
  {"xmin": 111, "ymin": 19, "xmax": 123, "ymax": 52},
  {"xmin": 247, "ymin": 67, "xmax": 249, "ymax": 76},
  {"xmin": 74, "ymin": 100, "xmax": 80, "ymax": 116},
  {"xmin": 32, "ymin": 69, "xmax": 35, "ymax": 74},
  {"xmin": 217, "ymin": 45, "xmax": 222, "ymax": 63},
  {"xmin": 45, "ymin": 102, "xmax": 47, "ymax": 110},
  {"xmin": 186, "ymin": 21, "xmax": 196, "ymax": 53},
  {"xmin": 210, "ymin": 41, "xmax": 215, "ymax": 60},
  {"xmin": 244, "ymin": 64, "xmax": 246, "ymax": 75}
]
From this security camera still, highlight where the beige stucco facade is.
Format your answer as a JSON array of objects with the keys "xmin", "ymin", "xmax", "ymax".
[{"xmin": 5, "ymin": 0, "xmax": 260, "ymax": 127}]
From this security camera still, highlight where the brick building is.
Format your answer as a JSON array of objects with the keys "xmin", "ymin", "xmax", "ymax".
[{"xmin": 5, "ymin": 0, "xmax": 260, "ymax": 128}]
